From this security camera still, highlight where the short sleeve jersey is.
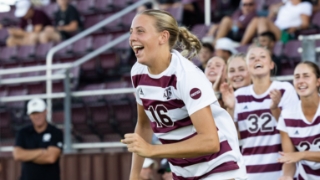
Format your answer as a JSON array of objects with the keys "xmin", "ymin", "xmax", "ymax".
[
  {"xmin": 277, "ymin": 102, "xmax": 320, "ymax": 180},
  {"xmin": 19, "ymin": 9, "xmax": 52, "ymax": 31},
  {"xmin": 233, "ymin": 81, "xmax": 299, "ymax": 180},
  {"xmin": 131, "ymin": 50, "xmax": 247, "ymax": 180},
  {"xmin": 15, "ymin": 124, "xmax": 63, "ymax": 180}
]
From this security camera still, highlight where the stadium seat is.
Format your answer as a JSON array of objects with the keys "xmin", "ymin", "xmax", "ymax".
[
  {"xmin": 165, "ymin": 5, "xmax": 184, "ymax": 24},
  {"xmin": 84, "ymin": 15, "xmax": 104, "ymax": 32},
  {"xmin": 40, "ymin": 3, "xmax": 58, "ymax": 19},
  {"xmin": 273, "ymin": 41, "xmax": 283, "ymax": 57},
  {"xmin": 76, "ymin": 0, "xmax": 96, "ymax": 16},
  {"xmin": 104, "ymin": 81, "xmax": 129, "ymax": 102},
  {"xmin": 35, "ymin": 42, "xmax": 54, "ymax": 60},
  {"xmin": 52, "ymin": 110, "xmax": 64, "ymax": 125},
  {"xmin": 98, "ymin": 53, "xmax": 119, "ymax": 73},
  {"xmin": 191, "ymin": 24, "xmax": 211, "ymax": 40},
  {"xmin": 0, "ymin": 46, "xmax": 17, "ymax": 61},
  {"xmin": 94, "ymin": 0, "xmax": 114, "ymax": 13},
  {"xmin": 104, "ymin": 14, "xmax": 123, "ymax": 33},
  {"xmin": 113, "ymin": 0, "xmax": 130, "ymax": 10},
  {"xmin": 0, "ymin": 111, "xmax": 14, "ymax": 139},
  {"xmin": 72, "ymin": 36, "xmax": 93, "ymax": 55},
  {"xmin": 6, "ymin": 85, "xmax": 28, "ymax": 108},
  {"xmin": 17, "ymin": 45, "xmax": 36, "ymax": 61},
  {"xmin": 27, "ymin": 83, "xmax": 45, "ymax": 95},
  {"xmin": 282, "ymin": 40, "xmax": 302, "ymax": 62},
  {"xmin": 21, "ymin": 62, "xmax": 41, "ymax": 77},
  {"xmin": 79, "ymin": 83, "xmax": 105, "ymax": 103},
  {"xmin": 92, "ymin": 34, "xmax": 113, "ymax": 51},
  {"xmin": 0, "ymin": 29, "xmax": 8, "ymax": 46},
  {"xmin": 88, "ymin": 103, "xmax": 113, "ymax": 136},
  {"xmin": 1, "ymin": 63, "xmax": 21, "ymax": 79},
  {"xmin": 72, "ymin": 105, "xmax": 92, "ymax": 134},
  {"xmin": 111, "ymin": 101, "xmax": 135, "ymax": 134},
  {"xmin": 120, "ymin": 11, "xmax": 136, "ymax": 28}
]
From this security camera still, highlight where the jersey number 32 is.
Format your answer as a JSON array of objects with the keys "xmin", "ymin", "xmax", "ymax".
[{"xmin": 246, "ymin": 113, "xmax": 274, "ymax": 133}]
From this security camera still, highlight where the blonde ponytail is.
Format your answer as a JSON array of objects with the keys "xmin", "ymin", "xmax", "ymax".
[
  {"xmin": 140, "ymin": 10, "xmax": 202, "ymax": 60},
  {"xmin": 177, "ymin": 27, "xmax": 202, "ymax": 60}
]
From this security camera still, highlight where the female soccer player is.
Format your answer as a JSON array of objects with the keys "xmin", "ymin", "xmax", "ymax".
[
  {"xmin": 204, "ymin": 56, "xmax": 227, "ymax": 100},
  {"xmin": 227, "ymin": 46, "xmax": 299, "ymax": 180},
  {"xmin": 277, "ymin": 61, "xmax": 320, "ymax": 180},
  {"xmin": 227, "ymin": 54, "xmax": 251, "ymax": 90},
  {"xmin": 122, "ymin": 9, "xmax": 247, "ymax": 180}
]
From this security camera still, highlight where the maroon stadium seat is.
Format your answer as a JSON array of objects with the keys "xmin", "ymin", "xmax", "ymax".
[
  {"xmin": 89, "ymin": 104, "xmax": 112, "ymax": 135},
  {"xmin": 0, "ymin": 111, "xmax": 14, "ymax": 139},
  {"xmin": 0, "ymin": 46, "xmax": 17, "ymax": 61},
  {"xmin": 72, "ymin": 105, "xmax": 92, "ymax": 134},
  {"xmin": 111, "ymin": 101, "xmax": 135, "ymax": 134},
  {"xmin": 6, "ymin": 85, "xmax": 27, "ymax": 108},
  {"xmin": 282, "ymin": 40, "xmax": 302, "ymax": 62},
  {"xmin": 121, "ymin": 11, "xmax": 136, "ymax": 28},
  {"xmin": 52, "ymin": 111, "xmax": 64, "ymax": 124},
  {"xmin": 17, "ymin": 45, "xmax": 36, "ymax": 60},
  {"xmin": 40, "ymin": 3, "xmax": 58, "ymax": 19},
  {"xmin": 191, "ymin": 24, "xmax": 211, "ymax": 40},
  {"xmin": 104, "ymin": 81, "xmax": 129, "ymax": 101},
  {"xmin": 72, "ymin": 36, "xmax": 93, "ymax": 55},
  {"xmin": 165, "ymin": 5, "xmax": 184, "ymax": 24},
  {"xmin": 92, "ymin": 34, "xmax": 112, "ymax": 50},
  {"xmin": 79, "ymin": 83, "xmax": 105, "ymax": 103},
  {"xmin": 76, "ymin": 0, "xmax": 95, "ymax": 15},
  {"xmin": 21, "ymin": 62, "xmax": 40, "ymax": 77},
  {"xmin": 94, "ymin": 0, "xmax": 114, "ymax": 13},
  {"xmin": 35, "ymin": 42, "xmax": 54, "ymax": 60},
  {"xmin": 27, "ymin": 83, "xmax": 45, "ymax": 95}
]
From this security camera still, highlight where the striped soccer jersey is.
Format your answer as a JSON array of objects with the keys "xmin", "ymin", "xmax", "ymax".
[
  {"xmin": 277, "ymin": 101, "xmax": 320, "ymax": 180},
  {"xmin": 131, "ymin": 50, "xmax": 247, "ymax": 180},
  {"xmin": 233, "ymin": 81, "xmax": 299, "ymax": 180}
]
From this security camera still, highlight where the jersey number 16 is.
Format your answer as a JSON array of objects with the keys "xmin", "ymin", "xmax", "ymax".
[{"xmin": 148, "ymin": 105, "xmax": 174, "ymax": 128}]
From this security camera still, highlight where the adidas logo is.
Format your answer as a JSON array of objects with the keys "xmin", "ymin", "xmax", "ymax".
[
  {"xmin": 295, "ymin": 130, "xmax": 299, "ymax": 135},
  {"xmin": 139, "ymin": 89, "xmax": 144, "ymax": 96},
  {"xmin": 244, "ymin": 105, "xmax": 248, "ymax": 109}
]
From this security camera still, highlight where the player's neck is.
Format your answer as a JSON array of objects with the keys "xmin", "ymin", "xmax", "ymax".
[
  {"xmin": 34, "ymin": 122, "xmax": 48, "ymax": 133},
  {"xmin": 148, "ymin": 52, "xmax": 171, "ymax": 75},
  {"xmin": 252, "ymin": 76, "xmax": 272, "ymax": 95},
  {"xmin": 301, "ymin": 93, "xmax": 320, "ymax": 122}
]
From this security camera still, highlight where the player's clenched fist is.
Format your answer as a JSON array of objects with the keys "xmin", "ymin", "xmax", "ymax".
[
  {"xmin": 121, "ymin": 133, "xmax": 153, "ymax": 157},
  {"xmin": 270, "ymin": 89, "xmax": 282, "ymax": 110}
]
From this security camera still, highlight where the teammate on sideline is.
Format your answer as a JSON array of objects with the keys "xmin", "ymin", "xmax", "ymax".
[
  {"xmin": 121, "ymin": 9, "xmax": 247, "ymax": 180},
  {"xmin": 277, "ymin": 61, "xmax": 320, "ymax": 180},
  {"xmin": 224, "ymin": 45, "xmax": 299, "ymax": 180}
]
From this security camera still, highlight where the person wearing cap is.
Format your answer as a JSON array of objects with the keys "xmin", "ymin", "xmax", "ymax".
[
  {"xmin": 6, "ymin": 0, "xmax": 51, "ymax": 47},
  {"xmin": 39, "ymin": 0, "xmax": 83, "ymax": 43},
  {"xmin": 215, "ymin": 37, "xmax": 238, "ymax": 62},
  {"xmin": 157, "ymin": 159, "xmax": 172, "ymax": 180},
  {"xmin": 139, "ymin": 158, "xmax": 157, "ymax": 180},
  {"xmin": 13, "ymin": 98, "xmax": 63, "ymax": 180}
]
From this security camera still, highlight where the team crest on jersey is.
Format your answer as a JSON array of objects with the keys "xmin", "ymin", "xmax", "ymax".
[{"xmin": 163, "ymin": 87, "xmax": 172, "ymax": 100}]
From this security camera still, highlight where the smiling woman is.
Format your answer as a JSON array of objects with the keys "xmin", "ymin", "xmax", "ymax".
[
  {"xmin": 277, "ymin": 61, "xmax": 320, "ymax": 180},
  {"xmin": 124, "ymin": 9, "xmax": 247, "ymax": 180},
  {"xmin": 228, "ymin": 45, "xmax": 300, "ymax": 180}
]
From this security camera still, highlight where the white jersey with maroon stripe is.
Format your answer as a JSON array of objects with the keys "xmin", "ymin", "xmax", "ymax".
[
  {"xmin": 131, "ymin": 50, "xmax": 247, "ymax": 180},
  {"xmin": 277, "ymin": 101, "xmax": 320, "ymax": 180},
  {"xmin": 233, "ymin": 81, "xmax": 299, "ymax": 180}
]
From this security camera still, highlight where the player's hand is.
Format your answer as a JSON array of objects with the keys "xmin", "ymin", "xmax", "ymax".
[
  {"xmin": 278, "ymin": 176, "xmax": 293, "ymax": 180},
  {"xmin": 213, "ymin": 65, "xmax": 226, "ymax": 92},
  {"xmin": 121, "ymin": 133, "xmax": 153, "ymax": 157},
  {"xmin": 220, "ymin": 82, "xmax": 235, "ymax": 109},
  {"xmin": 278, "ymin": 151, "xmax": 303, "ymax": 164},
  {"xmin": 270, "ymin": 89, "xmax": 281, "ymax": 110}
]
